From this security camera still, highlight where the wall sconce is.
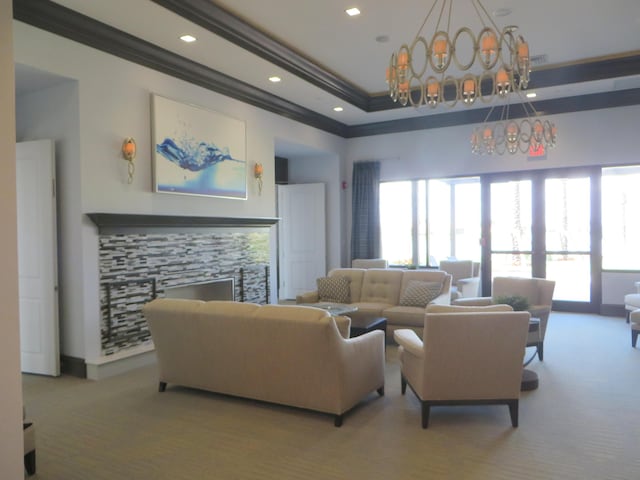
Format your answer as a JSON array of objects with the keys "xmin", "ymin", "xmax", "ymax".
[
  {"xmin": 121, "ymin": 137, "xmax": 136, "ymax": 184},
  {"xmin": 254, "ymin": 162, "xmax": 264, "ymax": 195}
]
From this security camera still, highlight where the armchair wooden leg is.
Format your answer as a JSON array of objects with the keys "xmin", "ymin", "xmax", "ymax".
[
  {"xmin": 334, "ymin": 415, "xmax": 343, "ymax": 427},
  {"xmin": 24, "ymin": 450, "xmax": 36, "ymax": 476},
  {"xmin": 377, "ymin": 386, "xmax": 385, "ymax": 396},
  {"xmin": 632, "ymin": 330, "xmax": 638, "ymax": 348},
  {"xmin": 159, "ymin": 381, "xmax": 167, "ymax": 392},
  {"xmin": 537, "ymin": 342, "xmax": 544, "ymax": 361},
  {"xmin": 508, "ymin": 400, "xmax": 519, "ymax": 428},
  {"xmin": 400, "ymin": 374, "xmax": 407, "ymax": 395},
  {"xmin": 421, "ymin": 402, "xmax": 431, "ymax": 429}
]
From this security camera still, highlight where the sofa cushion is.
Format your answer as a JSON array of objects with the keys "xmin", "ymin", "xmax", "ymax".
[
  {"xmin": 399, "ymin": 280, "xmax": 442, "ymax": 307},
  {"xmin": 317, "ymin": 276, "xmax": 351, "ymax": 303}
]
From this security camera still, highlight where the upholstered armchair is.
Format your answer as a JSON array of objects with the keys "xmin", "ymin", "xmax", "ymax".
[
  {"xmin": 624, "ymin": 281, "xmax": 640, "ymax": 323},
  {"xmin": 439, "ymin": 260, "xmax": 480, "ymax": 299},
  {"xmin": 394, "ymin": 304, "xmax": 530, "ymax": 428},
  {"xmin": 351, "ymin": 258, "xmax": 388, "ymax": 268},
  {"xmin": 453, "ymin": 276, "xmax": 555, "ymax": 361}
]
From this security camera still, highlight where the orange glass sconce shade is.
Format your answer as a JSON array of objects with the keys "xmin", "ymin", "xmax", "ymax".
[
  {"xmin": 254, "ymin": 162, "xmax": 264, "ymax": 195},
  {"xmin": 121, "ymin": 137, "xmax": 136, "ymax": 184},
  {"xmin": 122, "ymin": 137, "xmax": 136, "ymax": 160}
]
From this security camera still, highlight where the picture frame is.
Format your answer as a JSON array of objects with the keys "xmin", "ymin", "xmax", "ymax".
[{"xmin": 151, "ymin": 94, "xmax": 247, "ymax": 199}]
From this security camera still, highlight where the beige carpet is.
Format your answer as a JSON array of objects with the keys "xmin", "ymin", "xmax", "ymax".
[{"xmin": 22, "ymin": 312, "xmax": 640, "ymax": 479}]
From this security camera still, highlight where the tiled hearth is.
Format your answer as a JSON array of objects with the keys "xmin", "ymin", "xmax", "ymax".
[{"xmin": 88, "ymin": 214, "xmax": 278, "ymax": 357}]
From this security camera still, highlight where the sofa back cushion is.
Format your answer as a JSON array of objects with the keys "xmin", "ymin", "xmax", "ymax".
[
  {"xmin": 360, "ymin": 269, "xmax": 404, "ymax": 304},
  {"xmin": 329, "ymin": 268, "xmax": 365, "ymax": 302}
]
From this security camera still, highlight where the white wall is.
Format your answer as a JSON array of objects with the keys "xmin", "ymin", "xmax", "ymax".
[
  {"xmin": 13, "ymin": 20, "xmax": 346, "ymax": 363},
  {"xmin": 345, "ymin": 105, "xmax": 640, "ymax": 306},
  {"xmin": 0, "ymin": 1, "xmax": 24, "ymax": 478}
]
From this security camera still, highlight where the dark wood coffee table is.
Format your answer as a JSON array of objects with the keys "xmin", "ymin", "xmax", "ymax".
[{"xmin": 350, "ymin": 317, "xmax": 387, "ymax": 338}]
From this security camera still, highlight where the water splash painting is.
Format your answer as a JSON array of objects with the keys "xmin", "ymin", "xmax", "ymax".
[{"xmin": 152, "ymin": 95, "xmax": 247, "ymax": 199}]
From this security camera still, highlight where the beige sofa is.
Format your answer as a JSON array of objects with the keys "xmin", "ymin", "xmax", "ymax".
[
  {"xmin": 142, "ymin": 299, "xmax": 385, "ymax": 426},
  {"xmin": 296, "ymin": 268, "xmax": 452, "ymax": 340}
]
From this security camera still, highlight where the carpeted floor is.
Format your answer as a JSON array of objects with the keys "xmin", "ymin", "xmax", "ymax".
[{"xmin": 22, "ymin": 312, "xmax": 640, "ymax": 479}]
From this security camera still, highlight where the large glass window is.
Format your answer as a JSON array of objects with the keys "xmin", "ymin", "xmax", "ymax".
[
  {"xmin": 428, "ymin": 177, "xmax": 481, "ymax": 264},
  {"xmin": 602, "ymin": 166, "xmax": 640, "ymax": 270},
  {"xmin": 380, "ymin": 181, "xmax": 414, "ymax": 266},
  {"xmin": 380, "ymin": 177, "xmax": 480, "ymax": 267}
]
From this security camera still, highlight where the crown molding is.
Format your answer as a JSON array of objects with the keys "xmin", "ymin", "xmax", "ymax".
[
  {"xmin": 13, "ymin": 0, "xmax": 348, "ymax": 137},
  {"xmin": 13, "ymin": 0, "xmax": 640, "ymax": 139},
  {"xmin": 150, "ymin": 0, "xmax": 371, "ymax": 112},
  {"xmin": 348, "ymin": 88, "xmax": 640, "ymax": 138}
]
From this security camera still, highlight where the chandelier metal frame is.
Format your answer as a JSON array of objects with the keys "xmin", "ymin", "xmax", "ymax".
[
  {"xmin": 470, "ymin": 93, "xmax": 558, "ymax": 156},
  {"xmin": 386, "ymin": 0, "xmax": 531, "ymax": 108}
]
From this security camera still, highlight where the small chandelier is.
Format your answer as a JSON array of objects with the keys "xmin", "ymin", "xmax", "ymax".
[
  {"xmin": 385, "ymin": 0, "xmax": 530, "ymax": 108},
  {"xmin": 470, "ymin": 96, "xmax": 558, "ymax": 156}
]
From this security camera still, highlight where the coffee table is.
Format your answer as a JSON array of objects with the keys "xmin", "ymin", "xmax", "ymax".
[
  {"xmin": 297, "ymin": 302, "xmax": 357, "ymax": 316},
  {"xmin": 350, "ymin": 316, "xmax": 387, "ymax": 338}
]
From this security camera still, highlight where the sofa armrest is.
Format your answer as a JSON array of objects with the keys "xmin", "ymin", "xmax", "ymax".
[
  {"xmin": 296, "ymin": 291, "xmax": 319, "ymax": 303},
  {"xmin": 393, "ymin": 329, "xmax": 424, "ymax": 358},
  {"xmin": 457, "ymin": 276, "xmax": 480, "ymax": 297},
  {"xmin": 333, "ymin": 315, "xmax": 351, "ymax": 339},
  {"xmin": 338, "ymin": 331, "xmax": 385, "ymax": 398},
  {"xmin": 452, "ymin": 296, "xmax": 493, "ymax": 307}
]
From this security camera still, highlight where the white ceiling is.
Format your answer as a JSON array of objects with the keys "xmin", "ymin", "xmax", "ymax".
[{"xmin": 16, "ymin": 0, "xmax": 640, "ymax": 127}]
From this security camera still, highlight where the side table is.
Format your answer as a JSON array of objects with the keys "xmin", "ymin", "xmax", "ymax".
[{"xmin": 521, "ymin": 318, "xmax": 540, "ymax": 391}]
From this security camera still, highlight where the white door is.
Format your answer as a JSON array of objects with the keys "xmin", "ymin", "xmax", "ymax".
[
  {"xmin": 16, "ymin": 140, "xmax": 60, "ymax": 376},
  {"xmin": 278, "ymin": 183, "xmax": 326, "ymax": 300}
]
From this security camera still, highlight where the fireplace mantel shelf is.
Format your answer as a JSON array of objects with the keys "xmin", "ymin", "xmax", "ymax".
[{"xmin": 87, "ymin": 213, "xmax": 279, "ymax": 233}]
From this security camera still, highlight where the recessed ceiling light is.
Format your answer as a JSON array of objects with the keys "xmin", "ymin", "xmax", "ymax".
[
  {"xmin": 269, "ymin": 76, "xmax": 282, "ymax": 83},
  {"xmin": 376, "ymin": 35, "xmax": 390, "ymax": 43},
  {"xmin": 526, "ymin": 92, "xmax": 537, "ymax": 99},
  {"xmin": 333, "ymin": 106, "xmax": 344, "ymax": 112},
  {"xmin": 180, "ymin": 34, "xmax": 197, "ymax": 43},
  {"xmin": 345, "ymin": 7, "xmax": 361, "ymax": 17}
]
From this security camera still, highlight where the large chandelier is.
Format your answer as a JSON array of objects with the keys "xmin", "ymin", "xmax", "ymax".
[
  {"xmin": 470, "ymin": 98, "xmax": 558, "ymax": 155},
  {"xmin": 385, "ymin": 0, "xmax": 531, "ymax": 108}
]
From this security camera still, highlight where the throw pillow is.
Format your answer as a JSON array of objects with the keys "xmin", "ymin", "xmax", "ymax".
[
  {"xmin": 400, "ymin": 280, "xmax": 442, "ymax": 307},
  {"xmin": 317, "ymin": 276, "xmax": 351, "ymax": 304}
]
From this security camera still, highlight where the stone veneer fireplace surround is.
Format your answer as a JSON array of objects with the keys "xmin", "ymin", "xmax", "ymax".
[{"xmin": 88, "ymin": 213, "xmax": 278, "ymax": 361}]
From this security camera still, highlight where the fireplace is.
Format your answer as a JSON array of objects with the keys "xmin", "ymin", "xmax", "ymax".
[
  {"xmin": 88, "ymin": 213, "xmax": 278, "ymax": 356},
  {"xmin": 164, "ymin": 278, "xmax": 235, "ymax": 301}
]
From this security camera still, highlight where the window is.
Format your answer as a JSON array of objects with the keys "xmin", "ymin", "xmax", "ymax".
[
  {"xmin": 380, "ymin": 181, "xmax": 415, "ymax": 266},
  {"xmin": 428, "ymin": 177, "xmax": 481, "ymax": 264},
  {"xmin": 602, "ymin": 165, "xmax": 640, "ymax": 270},
  {"xmin": 380, "ymin": 177, "xmax": 480, "ymax": 267}
]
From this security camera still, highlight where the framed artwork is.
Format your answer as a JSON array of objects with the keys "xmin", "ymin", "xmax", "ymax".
[{"xmin": 151, "ymin": 94, "xmax": 247, "ymax": 199}]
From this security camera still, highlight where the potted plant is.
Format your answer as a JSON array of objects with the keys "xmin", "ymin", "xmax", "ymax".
[{"xmin": 493, "ymin": 294, "xmax": 530, "ymax": 311}]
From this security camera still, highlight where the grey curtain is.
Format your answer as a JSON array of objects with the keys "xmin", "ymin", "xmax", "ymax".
[{"xmin": 351, "ymin": 161, "xmax": 381, "ymax": 261}]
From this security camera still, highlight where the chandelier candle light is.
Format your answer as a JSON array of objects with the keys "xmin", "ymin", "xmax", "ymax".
[{"xmin": 385, "ymin": 0, "xmax": 531, "ymax": 108}]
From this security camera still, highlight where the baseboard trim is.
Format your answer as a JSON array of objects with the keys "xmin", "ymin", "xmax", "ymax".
[
  {"xmin": 60, "ymin": 355, "xmax": 87, "ymax": 378},
  {"xmin": 85, "ymin": 344, "xmax": 157, "ymax": 380},
  {"xmin": 600, "ymin": 304, "xmax": 626, "ymax": 317}
]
